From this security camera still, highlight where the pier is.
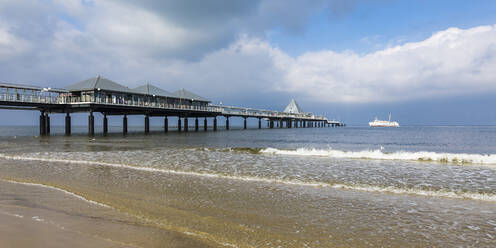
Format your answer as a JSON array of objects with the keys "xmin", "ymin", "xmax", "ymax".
[{"xmin": 0, "ymin": 76, "xmax": 343, "ymax": 136}]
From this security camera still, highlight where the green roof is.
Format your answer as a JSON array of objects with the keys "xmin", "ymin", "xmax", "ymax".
[
  {"xmin": 173, "ymin": 88, "xmax": 210, "ymax": 102},
  {"xmin": 65, "ymin": 76, "xmax": 135, "ymax": 93},
  {"xmin": 133, "ymin": 83, "xmax": 176, "ymax": 98}
]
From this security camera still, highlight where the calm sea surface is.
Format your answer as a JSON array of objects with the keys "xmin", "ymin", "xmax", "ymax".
[{"xmin": 0, "ymin": 125, "xmax": 495, "ymax": 247}]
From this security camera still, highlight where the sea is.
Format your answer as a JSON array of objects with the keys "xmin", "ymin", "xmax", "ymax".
[{"xmin": 0, "ymin": 125, "xmax": 495, "ymax": 247}]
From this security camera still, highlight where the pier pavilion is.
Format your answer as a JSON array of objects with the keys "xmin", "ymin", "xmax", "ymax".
[{"xmin": 0, "ymin": 76, "xmax": 343, "ymax": 136}]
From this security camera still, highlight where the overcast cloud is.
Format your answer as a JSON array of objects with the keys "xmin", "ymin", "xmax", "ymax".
[{"xmin": 0, "ymin": 0, "xmax": 495, "ymax": 105}]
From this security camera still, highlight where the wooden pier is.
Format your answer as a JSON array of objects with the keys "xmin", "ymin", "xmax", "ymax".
[{"xmin": 0, "ymin": 77, "xmax": 344, "ymax": 136}]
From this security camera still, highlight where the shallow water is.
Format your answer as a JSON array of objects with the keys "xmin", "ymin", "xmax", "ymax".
[{"xmin": 0, "ymin": 126, "xmax": 495, "ymax": 247}]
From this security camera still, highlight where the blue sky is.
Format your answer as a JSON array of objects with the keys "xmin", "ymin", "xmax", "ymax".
[
  {"xmin": 1, "ymin": 0, "xmax": 496, "ymax": 126},
  {"xmin": 270, "ymin": 0, "xmax": 496, "ymax": 56}
]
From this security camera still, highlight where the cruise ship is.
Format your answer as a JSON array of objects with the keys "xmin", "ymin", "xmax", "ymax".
[{"xmin": 369, "ymin": 113, "xmax": 399, "ymax": 127}]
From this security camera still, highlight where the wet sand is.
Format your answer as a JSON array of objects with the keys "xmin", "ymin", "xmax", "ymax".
[{"xmin": 0, "ymin": 180, "xmax": 213, "ymax": 248}]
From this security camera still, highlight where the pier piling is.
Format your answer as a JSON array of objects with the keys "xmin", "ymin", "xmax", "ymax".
[
  {"xmin": 204, "ymin": 117, "xmax": 207, "ymax": 131},
  {"xmin": 213, "ymin": 117, "xmax": 217, "ymax": 131},
  {"xmin": 164, "ymin": 116, "xmax": 168, "ymax": 132},
  {"xmin": 103, "ymin": 114, "xmax": 108, "ymax": 135},
  {"xmin": 184, "ymin": 118, "xmax": 189, "ymax": 132},
  {"xmin": 243, "ymin": 117, "xmax": 247, "ymax": 130},
  {"xmin": 226, "ymin": 116, "xmax": 229, "ymax": 130},
  {"xmin": 195, "ymin": 118, "xmax": 199, "ymax": 131},
  {"xmin": 39, "ymin": 111, "xmax": 46, "ymax": 135},
  {"xmin": 145, "ymin": 115, "xmax": 150, "ymax": 134},
  {"xmin": 45, "ymin": 113, "xmax": 50, "ymax": 134},
  {"xmin": 258, "ymin": 118, "xmax": 262, "ymax": 129},
  {"xmin": 88, "ymin": 111, "xmax": 94, "ymax": 136},
  {"xmin": 178, "ymin": 118, "xmax": 182, "ymax": 132},
  {"xmin": 65, "ymin": 113, "xmax": 71, "ymax": 136},
  {"xmin": 123, "ymin": 115, "xmax": 128, "ymax": 134}
]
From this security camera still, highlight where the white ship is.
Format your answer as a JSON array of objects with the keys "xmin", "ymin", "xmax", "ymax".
[{"xmin": 369, "ymin": 113, "xmax": 399, "ymax": 127}]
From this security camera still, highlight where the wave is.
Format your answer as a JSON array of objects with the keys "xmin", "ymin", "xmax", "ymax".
[
  {"xmin": 196, "ymin": 147, "xmax": 263, "ymax": 154},
  {"xmin": 1, "ymin": 153, "xmax": 495, "ymax": 202},
  {"xmin": 0, "ymin": 178, "xmax": 112, "ymax": 208},
  {"xmin": 260, "ymin": 147, "xmax": 496, "ymax": 166}
]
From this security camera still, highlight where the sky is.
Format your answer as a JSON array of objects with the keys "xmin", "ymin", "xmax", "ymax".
[{"xmin": 1, "ymin": 0, "xmax": 496, "ymax": 126}]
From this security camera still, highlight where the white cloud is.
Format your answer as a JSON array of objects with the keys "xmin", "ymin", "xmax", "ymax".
[
  {"xmin": 0, "ymin": 1, "xmax": 495, "ymax": 105},
  {"xmin": 0, "ymin": 24, "xmax": 30, "ymax": 61},
  {"xmin": 276, "ymin": 25, "xmax": 496, "ymax": 103}
]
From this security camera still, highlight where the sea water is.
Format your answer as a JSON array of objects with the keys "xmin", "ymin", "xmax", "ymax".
[{"xmin": 0, "ymin": 125, "xmax": 495, "ymax": 247}]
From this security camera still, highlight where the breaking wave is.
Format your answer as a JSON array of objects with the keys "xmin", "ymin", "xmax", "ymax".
[
  {"xmin": 1, "ymin": 153, "xmax": 495, "ymax": 202},
  {"xmin": 260, "ymin": 147, "xmax": 496, "ymax": 166}
]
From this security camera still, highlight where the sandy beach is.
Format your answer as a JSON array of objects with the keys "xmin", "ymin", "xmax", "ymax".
[{"xmin": 0, "ymin": 179, "xmax": 212, "ymax": 248}]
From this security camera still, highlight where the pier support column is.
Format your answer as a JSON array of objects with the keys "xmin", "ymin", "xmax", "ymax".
[
  {"xmin": 243, "ymin": 117, "xmax": 247, "ymax": 130},
  {"xmin": 164, "ymin": 116, "xmax": 168, "ymax": 133},
  {"xmin": 103, "ymin": 114, "xmax": 108, "ymax": 135},
  {"xmin": 123, "ymin": 115, "xmax": 128, "ymax": 135},
  {"xmin": 270, "ymin": 120, "xmax": 274, "ymax": 129},
  {"xmin": 65, "ymin": 113, "xmax": 71, "ymax": 136},
  {"xmin": 88, "ymin": 112, "xmax": 94, "ymax": 136},
  {"xmin": 145, "ymin": 115, "xmax": 150, "ymax": 134},
  {"xmin": 295, "ymin": 120, "xmax": 298, "ymax": 128},
  {"xmin": 184, "ymin": 118, "xmax": 189, "ymax": 132},
  {"xmin": 213, "ymin": 117, "xmax": 217, "ymax": 131},
  {"xmin": 204, "ymin": 117, "xmax": 207, "ymax": 131},
  {"xmin": 40, "ymin": 112, "xmax": 46, "ymax": 135},
  {"xmin": 225, "ymin": 116, "xmax": 229, "ymax": 130},
  {"xmin": 280, "ymin": 119, "xmax": 283, "ymax": 128},
  {"xmin": 195, "ymin": 118, "xmax": 199, "ymax": 131},
  {"xmin": 258, "ymin": 118, "xmax": 262, "ymax": 129},
  {"xmin": 45, "ymin": 113, "xmax": 50, "ymax": 134},
  {"xmin": 178, "ymin": 118, "xmax": 182, "ymax": 132}
]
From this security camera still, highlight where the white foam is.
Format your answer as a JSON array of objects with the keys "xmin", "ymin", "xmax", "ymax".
[
  {"xmin": 0, "ymin": 210, "xmax": 24, "ymax": 218},
  {"xmin": 261, "ymin": 147, "xmax": 496, "ymax": 166},
  {"xmin": 0, "ymin": 178, "xmax": 111, "ymax": 208},
  {"xmin": 1, "ymin": 154, "xmax": 495, "ymax": 202}
]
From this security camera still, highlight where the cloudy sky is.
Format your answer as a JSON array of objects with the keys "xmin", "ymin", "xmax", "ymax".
[{"xmin": 1, "ymin": 0, "xmax": 496, "ymax": 125}]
